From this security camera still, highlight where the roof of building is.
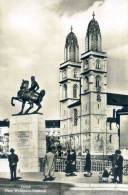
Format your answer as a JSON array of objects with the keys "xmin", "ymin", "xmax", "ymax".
[
  {"xmin": 87, "ymin": 12, "xmax": 101, "ymax": 36},
  {"xmin": 65, "ymin": 26, "xmax": 79, "ymax": 48},
  {"xmin": 68, "ymin": 101, "xmax": 81, "ymax": 108},
  {"xmin": 107, "ymin": 93, "xmax": 128, "ymax": 106}
]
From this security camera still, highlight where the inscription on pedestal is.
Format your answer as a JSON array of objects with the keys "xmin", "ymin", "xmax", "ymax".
[{"xmin": 15, "ymin": 131, "xmax": 32, "ymax": 147}]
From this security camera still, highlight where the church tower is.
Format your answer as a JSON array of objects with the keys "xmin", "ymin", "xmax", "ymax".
[
  {"xmin": 81, "ymin": 13, "xmax": 108, "ymax": 155},
  {"xmin": 59, "ymin": 27, "xmax": 81, "ymax": 142}
]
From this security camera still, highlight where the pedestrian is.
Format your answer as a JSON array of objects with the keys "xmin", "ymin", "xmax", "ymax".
[
  {"xmin": 43, "ymin": 146, "xmax": 55, "ymax": 181},
  {"xmin": 111, "ymin": 150, "xmax": 118, "ymax": 178},
  {"xmin": 8, "ymin": 148, "xmax": 19, "ymax": 181},
  {"xmin": 65, "ymin": 149, "xmax": 77, "ymax": 176},
  {"xmin": 84, "ymin": 149, "xmax": 92, "ymax": 177},
  {"xmin": 113, "ymin": 149, "xmax": 123, "ymax": 183}
]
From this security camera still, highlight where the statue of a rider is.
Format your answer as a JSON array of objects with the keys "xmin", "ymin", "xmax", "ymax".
[
  {"xmin": 11, "ymin": 76, "xmax": 45, "ymax": 115},
  {"xmin": 29, "ymin": 76, "xmax": 39, "ymax": 95}
]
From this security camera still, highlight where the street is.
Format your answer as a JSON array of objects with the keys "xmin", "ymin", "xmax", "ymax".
[{"xmin": 0, "ymin": 172, "xmax": 128, "ymax": 195}]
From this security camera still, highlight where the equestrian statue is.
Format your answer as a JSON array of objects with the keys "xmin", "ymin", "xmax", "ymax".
[{"xmin": 11, "ymin": 76, "xmax": 45, "ymax": 115}]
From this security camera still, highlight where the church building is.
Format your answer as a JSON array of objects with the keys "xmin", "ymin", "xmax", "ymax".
[{"xmin": 59, "ymin": 13, "xmax": 120, "ymax": 156}]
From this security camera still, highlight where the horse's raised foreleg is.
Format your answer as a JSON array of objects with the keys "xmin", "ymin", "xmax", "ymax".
[{"xmin": 11, "ymin": 97, "xmax": 19, "ymax": 106}]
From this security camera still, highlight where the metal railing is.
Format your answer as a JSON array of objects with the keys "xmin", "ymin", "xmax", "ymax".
[{"xmin": 39, "ymin": 157, "xmax": 112, "ymax": 173}]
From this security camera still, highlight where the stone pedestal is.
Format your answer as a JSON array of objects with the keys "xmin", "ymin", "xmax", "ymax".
[{"xmin": 9, "ymin": 114, "xmax": 46, "ymax": 172}]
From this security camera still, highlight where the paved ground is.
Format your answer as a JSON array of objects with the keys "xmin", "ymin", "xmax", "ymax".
[
  {"xmin": 0, "ymin": 172, "xmax": 128, "ymax": 195},
  {"xmin": 1, "ymin": 171, "xmax": 128, "ymax": 184},
  {"xmin": 0, "ymin": 172, "xmax": 102, "ymax": 185}
]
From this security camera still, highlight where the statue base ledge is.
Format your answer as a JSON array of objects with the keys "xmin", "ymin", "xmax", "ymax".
[{"xmin": 12, "ymin": 112, "xmax": 43, "ymax": 116}]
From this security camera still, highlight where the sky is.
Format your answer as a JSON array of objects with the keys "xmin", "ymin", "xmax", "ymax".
[{"xmin": 0, "ymin": 0, "xmax": 128, "ymax": 143}]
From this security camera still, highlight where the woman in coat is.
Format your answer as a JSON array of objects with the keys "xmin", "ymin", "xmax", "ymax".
[
  {"xmin": 84, "ymin": 149, "xmax": 92, "ymax": 176},
  {"xmin": 65, "ymin": 149, "xmax": 77, "ymax": 176}
]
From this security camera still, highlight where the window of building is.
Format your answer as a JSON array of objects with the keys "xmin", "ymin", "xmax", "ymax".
[
  {"xmin": 74, "ymin": 68, "xmax": 78, "ymax": 78},
  {"xmin": 97, "ymin": 134, "xmax": 100, "ymax": 141},
  {"xmin": 96, "ymin": 59, "xmax": 100, "ymax": 69},
  {"xmin": 98, "ymin": 104, "xmax": 100, "ymax": 109},
  {"xmin": 74, "ymin": 109, "xmax": 78, "ymax": 126},
  {"xmin": 63, "ymin": 84, "xmax": 67, "ymax": 99},
  {"xmin": 109, "ymin": 135, "xmax": 112, "ymax": 143},
  {"xmin": 73, "ymin": 84, "xmax": 78, "ymax": 98},
  {"xmin": 62, "ymin": 69, "xmax": 67, "ymax": 79},
  {"xmin": 0, "ymin": 136, "xmax": 3, "ymax": 142},
  {"xmin": 83, "ymin": 59, "xmax": 89, "ymax": 70},
  {"xmin": 64, "ymin": 110, "xmax": 66, "ymax": 116},
  {"xmin": 96, "ymin": 75, "xmax": 101, "ymax": 88},
  {"xmin": 98, "ymin": 118, "xmax": 99, "ymax": 124},
  {"xmin": 0, "ymin": 145, "xmax": 3, "ymax": 152},
  {"xmin": 84, "ymin": 77, "xmax": 89, "ymax": 91}
]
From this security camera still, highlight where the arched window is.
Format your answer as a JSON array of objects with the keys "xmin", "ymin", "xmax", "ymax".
[
  {"xmin": 73, "ymin": 84, "xmax": 78, "ymax": 98},
  {"xmin": 74, "ymin": 68, "xmax": 77, "ymax": 78},
  {"xmin": 83, "ymin": 59, "xmax": 89, "ymax": 70},
  {"xmin": 62, "ymin": 69, "xmax": 67, "ymax": 79},
  {"xmin": 74, "ymin": 109, "xmax": 78, "ymax": 126},
  {"xmin": 69, "ymin": 45, "xmax": 76, "ymax": 62},
  {"xmin": 109, "ymin": 135, "xmax": 112, "ymax": 143},
  {"xmin": 63, "ymin": 84, "xmax": 67, "ymax": 99},
  {"xmin": 96, "ymin": 75, "xmax": 101, "ymax": 88},
  {"xmin": 96, "ymin": 59, "xmax": 100, "ymax": 69},
  {"xmin": 84, "ymin": 77, "xmax": 89, "ymax": 91},
  {"xmin": 97, "ymin": 134, "xmax": 100, "ymax": 141}
]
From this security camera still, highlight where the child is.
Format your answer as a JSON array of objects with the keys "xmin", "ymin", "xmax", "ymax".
[{"xmin": 101, "ymin": 168, "xmax": 109, "ymax": 183}]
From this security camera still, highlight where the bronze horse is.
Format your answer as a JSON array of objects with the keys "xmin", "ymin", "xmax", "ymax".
[{"xmin": 11, "ymin": 80, "xmax": 45, "ymax": 115}]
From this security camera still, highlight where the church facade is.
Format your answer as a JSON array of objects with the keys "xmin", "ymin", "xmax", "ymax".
[{"xmin": 59, "ymin": 14, "xmax": 119, "ymax": 156}]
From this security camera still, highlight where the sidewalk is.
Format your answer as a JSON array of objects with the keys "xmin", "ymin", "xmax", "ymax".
[
  {"xmin": 0, "ymin": 172, "xmax": 128, "ymax": 194},
  {"xmin": 0, "ymin": 171, "xmax": 98, "ymax": 183},
  {"xmin": 1, "ymin": 171, "xmax": 128, "ymax": 184}
]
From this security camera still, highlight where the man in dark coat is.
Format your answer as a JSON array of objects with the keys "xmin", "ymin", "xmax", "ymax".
[
  {"xmin": 84, "ymin": 149, "xmax": 92, "ymax": 176},
  {"xmin": 8, "ymin": 148, "xmax": 19, "ymax": 181},
  {"xmin": 113, "ymin": 149, "xmax": 123, "ymax": 183},
  {"xmin": 65, "ymin": 149, "xmax": 77, "ymax": 176}
]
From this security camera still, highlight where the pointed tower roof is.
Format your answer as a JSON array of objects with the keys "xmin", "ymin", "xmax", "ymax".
[
  {"xmin": 85, "ymin": 12, "xmax": 102, "ymax": 52},
  {"xmin": 65, "ymin": 26, "xmax": 79, "ymax": 48},
  {"xmin": 87, "ymin": 12, "xmax": 101, "ymax": 35},
  {"xmin": 64, "ymin": 26, "xmax": 79, "ymax": 62}
]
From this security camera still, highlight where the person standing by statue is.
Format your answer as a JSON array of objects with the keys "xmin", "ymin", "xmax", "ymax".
[
  {"xmin": 29, "ymin": 76, "xmax": 39, "ymax": 94},
  {"xmin": 43, "ymin": 146, "xmax": 56, "ymax": 181},
  {"xmin": 113, "ymin": 149, "xmax": 123, "ymax": 183},
  {"xmin": 65, "ymin": 149, "xmax": 77, "ymax": 176},
  {"xmin": 111, "ymin": 150, "xmax": 118, "ymax": 180},
  {"xmin": 84, "ymin": 149, "xmax": 92, "ymax": 177},
  {"xmin": 8, "ymin": 148, "xmax": 19, "ymax": 181}
]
